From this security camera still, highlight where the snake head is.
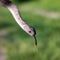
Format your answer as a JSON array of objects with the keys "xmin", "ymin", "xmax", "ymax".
[
  {"xmin": 23, "ymin": 25, "xmax": 36, "ymax": 36},
  {"xmin": 28, "ymin": 26, "xmax": 37, "ymax": 46},
  {"xmin": 23, "ymin": 25, "xmax": 37, "ymax": 46}
]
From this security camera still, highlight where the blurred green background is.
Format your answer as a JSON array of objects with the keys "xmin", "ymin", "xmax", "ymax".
[{"xmin": 0, "ymin": 0, "xmax": 60, "ymax": 60}]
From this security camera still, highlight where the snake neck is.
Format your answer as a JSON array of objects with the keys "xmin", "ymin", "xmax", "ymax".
[{"xmin": 6, "ymin": 3, "xmax": 27, "ymax": 29}]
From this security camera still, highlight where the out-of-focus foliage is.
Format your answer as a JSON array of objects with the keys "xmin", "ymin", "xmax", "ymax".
[
  {"xmin": 12, "ymin": 0, "xmax": 34, "ymax": 3},
  {"xmin": 0, "ymin": 0, "xmax": 60, "ymax": 60}
]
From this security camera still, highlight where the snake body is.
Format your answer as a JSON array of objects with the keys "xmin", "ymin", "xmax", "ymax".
[{"xmin": 0, "ymin": 0, "xmax": 37, "ymax": 46}]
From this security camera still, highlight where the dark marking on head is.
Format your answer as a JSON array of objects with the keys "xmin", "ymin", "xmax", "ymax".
[{"xmin": 30, "ymin": 26, "xmax": 36, "ymax": 36}]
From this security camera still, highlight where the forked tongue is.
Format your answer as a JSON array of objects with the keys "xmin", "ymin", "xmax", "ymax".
[{"xmin": 33, "ymin": 35, "xmax": 37, "ymax": 47}]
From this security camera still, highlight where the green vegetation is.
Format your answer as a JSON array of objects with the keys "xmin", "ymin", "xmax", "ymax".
[{"xmin": 0, "ymin": 0, "xmax": 60, "ymax": 60}]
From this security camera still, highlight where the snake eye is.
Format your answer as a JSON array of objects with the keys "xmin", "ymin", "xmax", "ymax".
[{"xmin": 29, "ymin": 30, "xmax": 31, "ymax": 33}]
